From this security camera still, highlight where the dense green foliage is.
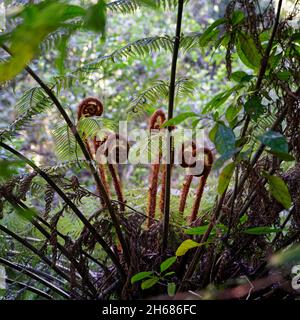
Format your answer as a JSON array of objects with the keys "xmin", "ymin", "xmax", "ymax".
[{"xmin": 0, "ymin": 0, "xmax": 300, "ymax": 300}]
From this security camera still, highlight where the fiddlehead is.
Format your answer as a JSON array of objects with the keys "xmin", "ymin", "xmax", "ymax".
[
  {"xmin": 77, "ymin": 97, "xmax": 108, "ymax": 206},
  {"xmin": 77, "ymin": 97, "xmax": 103, "ymax": 120}
]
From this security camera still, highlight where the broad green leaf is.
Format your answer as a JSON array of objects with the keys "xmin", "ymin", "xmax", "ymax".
[
  {"xmin": 185, "ymin": 224, "xmax": 227, "ymax": 236},
  {"xmin": 267, "ymin": 150, "xmax": 295, "ymax": 162},
  {"xmin": 0, "ymin": 160, "xmax": 25, "ymax": 179},
  {"xmin": 160, "ymin": 256, "xmax": 177, "ymax": 273},
  {"xmin": 84, "ymin": 0, "xmax": 106, "ymax": 38},
  {"xmin": 15, "ymin": 206, "xmax": 37, "ymax": 221},
  {"xmin": 164, "ymin": 272, "xmax": 175, "ymax": 277},
  {"xmin": 231, "ymin": 71, "xmax": 252, "ymax": 83},
  {"xmin": 239, "ymin": 214, "xmax": 248, "ymax": 225},
  {"xmin": 258, "ymin": 131, "xmax": 288, "ymax": 153},
  {"xmin": 218, "ymin": 162, "xmax": 235, "ymax": 195},
  {"xmin": 141, "ymin": 276, "xmax": 159, "ymax": 290},
  {"xmin": 231, "ymin": 10, "xmax": 245, "ymax": 25},
  {"xmin": 175, "ymin": 239, "xmax": 201, "ymax": 257},
  {"xmin": 198, "ymin": 18, "xmax": 227, "ymax": 47},
  {"xmin": 226, "ymin": 105, "xmax": 242, "ymax": 127},
  {"xmin": 244, "ymin": 96, "xmax": 264, "ymax": 120},
  {"xmin": 214, "ymin": 123, "xmax": 236, "ymax": 155},
  {"xmin": 203, "ymin": 85, "xmax": 242, "ymax": 114},
  {"xmin": 185, "ymin": 225, "xmax": 209, "ymax": 235},
  {"xmin": 131, "ymin": 271, "xmax": 154, "ymax": 284},
  {"xmin": 276, "ymin": 70, "xmax": 291, "ymax": 81},
  {"xmin": 244, "ymin": 226, "xmax": 282, "ymax": 235},
  {"xmin": 167, "ymin": 282, "xmax": 176, "ymax": 297},
  {"xmin": 236, "ymin": 32, "xmax": 262, "ymax": 70},
  {"xmin": 162, "ymin": 112, "xmax": 198, "ymax": 127},
  {"xmin": 270, "ymin": 245, "xmax": 300, "ymax": 266},
  {"xmin": 0, "ymin": 2, "xmax": 86, "ymax": 83},
  {"xmin": 263, "ymin": 173, "xmax": 292, "ymax": 209},
  {"xmin": 213, "ymin": 148, "xmax": 240, "ymax": 170}
]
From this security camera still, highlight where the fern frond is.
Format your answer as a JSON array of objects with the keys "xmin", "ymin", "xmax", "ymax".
[
  {"xmin": 175, "ymin": 77, "xmax": 196, "ymax": 98},
  {"xmin": 127, "ymin": 77, "xmax": 195, "ymax": 116},
  {"xmin": 0, "ymin": 88, "xmax": 53, "ymax": 141},
  {"xmin": 0, "ymin": 111, "xmax": 36, "ymax": 141},
  {"xmin": 77, "ymin": 117, "xmax": 116, "ymax": 139},
  {"xmin": 128, "ymin": 80, "xmax": 169, "ymax": 115},
  {"xmin": 15, "ymin": 87, "xmax": 52, "ymax": 115},
  {"xmin": 107, "ymin": 0, "xmax": 185, "ymax": 14},
  {"xmin": 51, "ymin": 74, "xmax": 79, "ymax": 92},
  {"xmin": 180, "ymin": 32, "xmax": 202, "ymax": 52},
  {"xmin": 107, "ymin": 0, "xmax": 139, "ymax": 13},
  {"xmin": 42, "ymin": 159, "xmax": 92, "ymax": 174},
  {"xmin": 74, "ymin": 36, "xmax": 173, "ymax": 77},
  {"xmin": 52, "ymin": 123, "xmax": 82, "ymax": 161}
]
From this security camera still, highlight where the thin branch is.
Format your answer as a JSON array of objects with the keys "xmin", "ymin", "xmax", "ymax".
[
  {"xmin": 0, "ymin": 223, "xmax": 70, "ymax": 284},
  {"xmin": 0, "ymin": 257, "xmax": 70, "ymax": 299},
  {"xmin": 162, "ymin": 0, "xmax": 185, "ymax": 252},
  {"xmin": 6, "ymin": 278, "xmax": 54, "ymax": 300}
]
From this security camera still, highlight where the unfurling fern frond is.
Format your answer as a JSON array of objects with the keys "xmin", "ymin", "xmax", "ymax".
[{"xmin": 127, "ymin": 77, "xmax": 196, "ymax": 117}]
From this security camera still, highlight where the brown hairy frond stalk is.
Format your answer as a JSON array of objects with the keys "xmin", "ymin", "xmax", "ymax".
[
  {"xmin": 189, "ymin": 147, "xmax": 214, "ymax": 223},
  {"xmin": 147, "ymin": 109, "xmax": 167, "ymax": 227},
  {"xmin": 178, "ymin": 141, "xmax": 197, "ymax": 215},
  {"xmin": 96, "ymin": 133, "xmax": 129, "ymax": 213}
]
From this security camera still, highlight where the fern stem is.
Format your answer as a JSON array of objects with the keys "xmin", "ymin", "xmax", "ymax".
[
  {"xmin": 162, "ymin": 0, "xmax": 184, "ymax": 252},
  {"xmin": 159, "ymin": 164, "xmax": 167, "ymax": 217},
  {"xmin": 108, "ymin": 164, "xmax": 125, "ymax": 212},
  {"xmin": 189, "ymin": 175, "xmax": 206, "ymax": 223},
  {"xmin": 178, "ymin": 175, "xmax": 193, "ymax": 215},
  {"xmin": 0, "ymin": 223, "xmax": 71, "ymax": 285},
  {"xmin": 147, "ymin": 163, "xmax": 160, "ymax": 227},
  {"xmin": 0, "ymin": 257, "xmax": 71, "ymax": 299},
  {"xmin": 6, "ymin": 278, "xmax": 54, "ymax": 300}
]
